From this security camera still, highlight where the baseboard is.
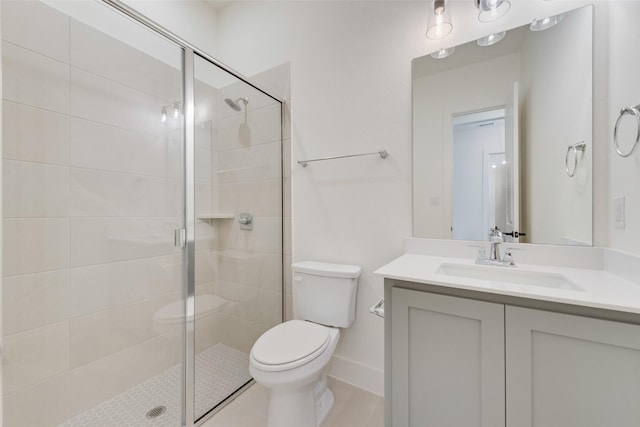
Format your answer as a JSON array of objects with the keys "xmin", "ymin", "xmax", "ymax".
[{"xmin": 328, "ymin": 355, "xmax": 384, "ymax": 396}]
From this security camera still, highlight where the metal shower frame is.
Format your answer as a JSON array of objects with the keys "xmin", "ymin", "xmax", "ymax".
[{"xmin": 99, "ymin": 1, "xmax": 285, "ymax": 426}]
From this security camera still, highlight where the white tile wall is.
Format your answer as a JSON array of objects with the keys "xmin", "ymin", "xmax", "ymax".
[
  {"xmin": 68, "ymin": 217, "xmax": 179, "ymax": 267},
  {"xmin": 69, "ymin": 67, "xmax": 166, "ymax": 135},
  {"xmin": 2, "ymin": 3, "xmax": 186, "ymax": 424},
  {"xmin": 3, "ymin": 270, "xmax": 69, "ymax": 335},
  {"xmin": 217, "ymin": 216, "xmax": 282, "ymax": 254},
  {"xmin": 69, "ymin": 20, "xmax": 181, "ymax": 102},
  {"xmin": 3, "ymin": 374, "xmax": 70, "ymax": 427},
  {"xmin": 68, "ymin": 292, "xmax": 179, "ymax": 368},
  {"xmin": 67, "ymin": 255, "xmax": 181, "ymax": 318},
  {"xmin": 216, "ymin": 140, "xmax": 282, "ymax": 184},
  {"xmin": 3, "ymin": 160, "xmax": 69, "ymax": 218},
  {"xmin": 2, "ymin": 3, "xmax": 286, "ymax": 424},
  {"xmin": 1, "ymin": 0, "xmax": 69, "ymax": 63},
  {"xmin": 69, "ymin": 169, "xmax": 179, "ymax": 218},
  {"xmin": 2, "ymin": 41, "xmax": 69, "ymax": 113},
  {"xmin": 69, "ymin": 118, "xmax": 169, "ymax": 177},
  {"xmin": 2, "ymin": 101, "xmax": 70, "ymax": 166},
  {"xmin": 3, "ymin": 321, "xmax": 70, "ymax": 395},
  {"xmin": 214, "ymin": 103, "xmax": 282, "ymax": 151},
  {"xmin": 3, "ymin": 218, "xmax": 69, "ymax": 276},
  {"xmin": 219, "ymin": 179, "xmax": 282, "ymax": 217},
  {"xmin": 191, "ymin": 60, "xmax": 286, "ymax": 356}
]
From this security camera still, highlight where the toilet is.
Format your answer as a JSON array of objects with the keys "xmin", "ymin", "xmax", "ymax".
[{"xmin": 249, "ymin": 261, "xmax": 362, "ymax": 427}]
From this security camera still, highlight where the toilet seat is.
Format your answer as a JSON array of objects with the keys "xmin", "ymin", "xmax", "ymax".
[{"xmin": 251, "ymin": 320, "xmax": 331, "ymax": 372}]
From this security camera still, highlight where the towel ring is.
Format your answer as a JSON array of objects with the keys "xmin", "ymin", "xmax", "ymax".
[
  {"xmin": 565, "ymin": 141, "xmax": 586, "ymax": 177},
  {"xmin": 613, "ymin": 105, "xmax": 640, "ymax": 158}
]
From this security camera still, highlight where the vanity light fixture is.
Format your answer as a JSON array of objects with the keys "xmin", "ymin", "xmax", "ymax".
[
  {"xmin": 160, "ymin": 106, "xmax": 167, "ymax": 123},
  {"xmin": 476, "ymin": 0, "xmax": 511, "ymax": 23},
  {"xmin": 476, "ymin": 31, "xmax": 506, "ymax": 46},
  {"xmin": 530, "ymin": 13, "xmax": 564, "ymax": 31},
  {"xmin": 430, "ymin": 46, "xmax": 455, "ymax": 59},
  {"xmin": 426, "ymin": 0, "xmax": 453, "ymax": 40}
]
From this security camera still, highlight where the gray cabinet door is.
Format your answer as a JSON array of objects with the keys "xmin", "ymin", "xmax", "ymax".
[
  {"xmin": 391, "ymin": 287, "xmax": 505, "ymax": 427},
  {"xmin": 506, "ymin": 306, "xmax": 640, "ymax": 427}
]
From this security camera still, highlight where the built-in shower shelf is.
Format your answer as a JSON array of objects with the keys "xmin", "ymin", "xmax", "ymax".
[{"xmin": 197, "ymin": 213, "xmax": 235, "ymax": 221}]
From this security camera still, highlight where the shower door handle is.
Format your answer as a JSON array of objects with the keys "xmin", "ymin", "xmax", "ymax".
[{"xmin": 174, "ymin": 228, "xmax": 186, "ymax": 248}]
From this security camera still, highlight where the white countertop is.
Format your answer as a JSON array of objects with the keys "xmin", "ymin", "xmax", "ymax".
[{"xmin": 375, "ymin": 252, "xmax": 640, "ymax": 316}]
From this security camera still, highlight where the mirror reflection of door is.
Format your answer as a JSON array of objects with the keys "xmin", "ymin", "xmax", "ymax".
[
  {"xmin": 488, "ymin": 152, "xmax": 508, "ymax": 237},
  {"xmin": 452, "ymin": 108, "xmax": 509, "ymax": 241},
  {"xmin": 504, "ymin": 81, "xmax": 520, "ymax": 243}
]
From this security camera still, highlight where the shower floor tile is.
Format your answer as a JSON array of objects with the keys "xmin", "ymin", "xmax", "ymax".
[{"xmin": 60, "ymin": 343, "xmax": 251, "ymax": 427}]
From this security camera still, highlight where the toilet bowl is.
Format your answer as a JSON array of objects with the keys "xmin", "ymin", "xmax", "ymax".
[
  {"xmin": 249, "ymin": 261, "xmax": 361, "ymax": 427},
  {"xmin": 250, "ymin": 320, "xmax": 339, "ymax": 427}
]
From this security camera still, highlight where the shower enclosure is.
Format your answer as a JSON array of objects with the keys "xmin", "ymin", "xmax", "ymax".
[{"xmin": 1, "ymin": 1, "xmax": 283, "ymax": 426}]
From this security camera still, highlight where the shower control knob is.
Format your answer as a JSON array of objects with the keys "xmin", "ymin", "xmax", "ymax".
[{"xmin": 238, "ymin": 212, "xmax": 254, "ymax": 230}]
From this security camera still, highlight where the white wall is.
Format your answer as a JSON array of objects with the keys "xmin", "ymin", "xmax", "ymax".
[
  {"xmin": 0, "ymin": 2, "xmax": 3, "ymax": 422},
  {"xmin": 123, "ymin": 0, "xmax": 218, "ymax": 56},
  {"xmin": 609, "ymin": 1, "xmax": 640, "ymax": 254}
]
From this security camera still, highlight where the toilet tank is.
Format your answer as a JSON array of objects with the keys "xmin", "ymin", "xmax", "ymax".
[{"xmin": 291, "ymin": 261, "xmax": 362, "ymax": 328}]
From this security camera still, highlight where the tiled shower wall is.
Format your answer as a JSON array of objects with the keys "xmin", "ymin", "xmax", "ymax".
[
  {"xmin": 2, "ymin": 2, "xmax": 181, "ymax": 425},
  {"xmin": 2, "ymin": 2, "xmax": 288, "ymax": 426},
  {"xmin": 195, "ymin": 73, "xmax": 286, "ymax": 354}
]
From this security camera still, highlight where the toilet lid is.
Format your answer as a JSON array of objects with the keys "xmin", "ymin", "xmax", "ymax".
[{"xmin": 251, "ymin": 320, "xmax": 330, "ymax": 371}]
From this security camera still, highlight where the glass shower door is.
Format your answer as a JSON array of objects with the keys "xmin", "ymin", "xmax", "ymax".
[
  {"xmin": 192, "ymin": 55, "xmax": 283, "ymax": 421},
  {"xmin": 1, "ymin": 2, "xmax": 186, "ymax": 425}
]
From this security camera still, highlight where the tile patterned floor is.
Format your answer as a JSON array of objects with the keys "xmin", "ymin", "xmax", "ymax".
[
  {"xmin": 60, "ymin": 344, "xmax": 251, "ymax": 427},
  {"xmin": 201, "ymin": 377, "xmax": 384, "ymax": 427}
]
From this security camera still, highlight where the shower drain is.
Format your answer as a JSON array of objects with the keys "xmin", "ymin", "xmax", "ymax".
[{"xmin": 146, "ymin": 405, "xmax": 167, "ymax": 420}]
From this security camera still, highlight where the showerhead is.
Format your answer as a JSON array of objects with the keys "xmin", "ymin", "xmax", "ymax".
[{"xmin": 224, "ymin": 97, "xmax": 248, "ymax": 112}]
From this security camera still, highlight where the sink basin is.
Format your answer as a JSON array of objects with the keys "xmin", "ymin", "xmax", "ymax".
[{"xmin": 435, "ymin": 263, "xmax": 583, "ymax": 291}]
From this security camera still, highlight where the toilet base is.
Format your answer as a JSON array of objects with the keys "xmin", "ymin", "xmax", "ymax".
[
  {"xmin": 266, "ymin": 375, "xmax": 335, "ymax": 427},
  {"xmin": 315, "ymin": 384, "xmax": 334, "ymax": 426}
]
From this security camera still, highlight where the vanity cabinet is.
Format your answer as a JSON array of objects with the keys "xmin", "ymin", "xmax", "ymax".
[
  {"xmin": 389, "ymin": 286, "xmax": 640, "ymax": 427},
  {"xmin": 506, "ymin": 306, "xmax": 640, "ymax": 427},
  {"xmin": 390, "ymin": 287, "xmax": 505, "ymax": 427}
]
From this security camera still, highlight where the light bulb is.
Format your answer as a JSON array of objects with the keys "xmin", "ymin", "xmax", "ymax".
[
  {"xmin": 530, "ymin": 14, "xmax": 564, "ymax": 31},
  {"xmin": 161, "ymin": 106, "xmax": 167, "ymax": 123},
  {"xmin": 426, "ymin": 0, "xmax": 453, "ymax": 40},
  {"xmin": 430, "ymin": 47, "xmax": 455, "ymax": 59},
  {"xmin": 477, "ymin": 0, "xmax": 511, "ymax": 22},
  {"xmin": 434, "ymin": 0, "xmax": 445, "ymax": 15},
  {"xmin": 477, "ymin": 31, "xmax": 506, "ymax": 47}
]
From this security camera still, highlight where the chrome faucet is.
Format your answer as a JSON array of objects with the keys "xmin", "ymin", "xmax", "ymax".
[
  {"xmin": 489, "ymin": 226, "xmax": 503, "ymax": 261},
  {"xmin": 476, "ymin": 226, "xmax": 516, "ymax": 267}
]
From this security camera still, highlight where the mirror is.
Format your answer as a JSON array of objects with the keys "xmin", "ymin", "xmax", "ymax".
[{"xmin": 412, "ymin": 5, "xmax": 593, "ymax": 246}]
